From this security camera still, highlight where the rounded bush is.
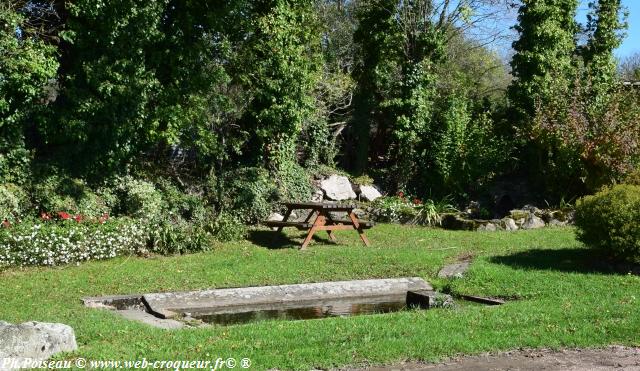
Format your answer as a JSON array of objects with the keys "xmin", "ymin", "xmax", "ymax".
[
  {"xmin": 0, "ymin": 184, "xmax": 28, "ymax": 222},
  {"xmin": 220, "ymin": 167, "xmax": 278, "ymax": 224},
  {"xmin": 206, "ymin": 212, "xmax": 246, "ymax": 242},
  {"xmin": 574, "ymin": 184, "xmax": 640, "ymax": 263},
  {"xmin": 32, "ymin": 175, "xmax": 110, "ymax": 217},
  {"xmin": 114, "ymin": 176, "xmax": 164, "ymax": 220}
]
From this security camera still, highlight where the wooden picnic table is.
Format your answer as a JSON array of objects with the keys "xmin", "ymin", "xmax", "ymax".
[{"xmin": 262, "ymin": 201, "xmax": 374, "ymax": 250}]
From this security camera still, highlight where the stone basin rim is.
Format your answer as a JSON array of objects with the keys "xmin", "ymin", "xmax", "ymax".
[
  {"xmin": 83, "ymin": 277, "xmax": 433, "ymax": 320},
  {"xmin": 144, "ymin": 277, "xmax": 432, "ymax": 318}
]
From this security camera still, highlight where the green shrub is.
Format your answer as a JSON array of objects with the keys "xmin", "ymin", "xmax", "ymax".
[
  {"xmin": 203, "ymin": 212, "xmax": 246, "ymax": 242},
  {"xmin": 147, "ymin": 218, "xmax": 212, "ymax": 255},
  {"xmin": 113, "ymin": 176, "xmax": 164, "ymax": 220},
  {"xmin": 32, "ymin": 175, "xmax": 110, "ymax": 217},
  {"xmin": 32, "ymin": 175, "xmax": 79, "ymax": 213},
  {"xmin": 351, "ymin": 174, "xmax": 374, "ymax": 186},
  {"xmin": 625, "ymin": 169, "xmax": 640, "ymax": 186},
  {"xmin": 0, "ymin": 184, "xmax": 28, "ymax": 222},
  {"xmin": 370, "ymin": 196, "xmax": 417, "ymax": 223},
  {"xmin": 220, "ymin": 167, "xmax": 278, "ymax": 224},
  {"xmin": 275, "ymin": 162, "xmax": 313, "ymax": 202},
  {"xmin": 574, "ymin": 184, "xmax": 640, "ymax": 263},
  {"xmin": 0, "ymin": 147, "xmax": 33, "ymax": 186},
  {"xmin": 157, "ymin": 179, "xmax": 207, "ymax": 221},
  {"xmin": 414, "ymin": 198, "xmax": 457, "ymax": 226}
]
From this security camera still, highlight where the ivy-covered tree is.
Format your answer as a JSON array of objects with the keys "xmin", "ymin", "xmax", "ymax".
[
  {"xmin": 241, "ymin": 0, "xmax": 322, "ymax": 174},
  {"xmin": 508, "ymin": 0, "xmax": 579, "ymax": 124},
  {"xmin": 0, "ymin": 1, "xmax": 58, "ymax": 184},
  {"xmin": 45, "ymin": 0, "xmax": 166, "ymax": 176},
  {"xmin": 582, "ymin": 0, "xmax": 626, "ymax": 109},
  {"xmin": 351, "ymin": 0, "xmax": 401, "ymax": 175},
  {"xmin": 352, "ymin": 0, "xmax": 509, "ymax": 196},
  {"xmin": 353, "ymin": 0, "xmax": 447, "ymax": 188}
]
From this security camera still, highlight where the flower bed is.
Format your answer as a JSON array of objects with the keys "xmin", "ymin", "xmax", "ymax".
[{"xmin": 0, "ymin": 217, "xmax": 149, "ymax": 268}]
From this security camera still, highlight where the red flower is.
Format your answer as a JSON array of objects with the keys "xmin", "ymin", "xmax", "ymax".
[
  {"xmin": 73, "ymin": 214, "xmax": 83, "ymax": 223},
  {"xmin": 57, "ymin": 211, "xmax": 71, "ymax": 220},
  {"xmin": 98, "ymin": 213, "xmax": 109, "ymax": 224},
  {"xmin": 397, "ymin": 191, "xmax": 405, "ymax": 198},
  {"xmin": 40, "ymin": 212, "xmax": 52, "ymax": 221},
  {"xmin": 2, "ymin": 220, "xmax": 10, "ymax": 228},
  {"xmin": 413, "ymin": 198, "xmax": 422, "ymax": 205}
]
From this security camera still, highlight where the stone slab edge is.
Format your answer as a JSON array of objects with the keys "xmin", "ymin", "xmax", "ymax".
[{"xmin": 143, "ymin": 277, "xmax": 432, "ymax": 319}]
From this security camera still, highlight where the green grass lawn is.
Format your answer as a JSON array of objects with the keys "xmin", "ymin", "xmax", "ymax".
[{"xmin": 1, "ymin": 225, "xmax": 638, "ymax": 369}]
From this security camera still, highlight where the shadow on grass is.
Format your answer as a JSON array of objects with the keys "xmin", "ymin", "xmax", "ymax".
[
  {"xmin": 489, "ymin": 248, "xmax": 623, "ymax": 275},
  {"xmin": 247, "ymin": 230, "xmax": 337, "ymax": 250}
]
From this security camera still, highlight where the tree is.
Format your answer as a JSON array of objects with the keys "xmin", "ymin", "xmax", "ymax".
[
  {"xmin": 581, "ymin": 0, "xmax": 626, "ymax": 109},
  {"xmin": 508, "ymin": 0, "xmax": 579, "ymax": 123},
  {"xmin": 351, "ymin": 0, "xmax": 403, "ymax": 175},
  {"xmin": 241, "ymin": 0, "xmax": 322, "ymax": 174},
  {"xmin": 45, "ymin": 0, "xmax": 167, "ymax": 176},
  {"xmin": 353, "ymin": 0, "xmax": 511, "ymax": 190},
  {"xmin": 0, "ymin": 1, "xmax": 58, "ymax": 184}
]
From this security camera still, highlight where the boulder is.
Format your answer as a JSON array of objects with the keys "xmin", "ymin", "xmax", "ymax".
[
  {"xmin": 0, "ymin": 321, "xmax": 77, "ymax": 368},
  {"xmin": 503, "ymin": 218, "xmax": 518, "ymax": 231},
  {"xmin": 320, "ymin": 175, "xmax": 356, "ymax": 201},
  {"xmin": 267, "ymin": 212, "xmax": 284, "ymax": 230},
  {"xmin": 522, "ymin": 204, "xmax": 541, "ymax": 214},
  {"xmin": 478, "ymin": 223, "xmax": 497, "ymax": 232},
  {"xmin": 548, "ymin": 219, "xmax": 567, "ymax": 227},
  {"xmin": 522, "ymin": 214, "xmax": 545, "ymax": 229},
  {"xmin": 359, "ymin": 185, "xmax": 382, "ymax": 202},
  {"xmin": 509, "ymin": 209, "xmax": 530, "ymax": 221},
  {"xmin": 438, "ymin": 262, "xmax": 471, "ymax": 279},
  {"xmin": 267, "ymin": 212, "xmax": 284, "ymax": 221},
  {"xmin": 440, "ymin": 214, "xmax": 478, "ymax": 231}
]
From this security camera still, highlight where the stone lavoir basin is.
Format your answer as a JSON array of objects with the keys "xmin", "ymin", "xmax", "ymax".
[{"xmin": 83, "ymin": 277, "xmax": 485, "ymax": 329}]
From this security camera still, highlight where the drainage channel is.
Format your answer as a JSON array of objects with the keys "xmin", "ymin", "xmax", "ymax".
[{"xmin": 82, "ymin": 278, "xmax": 503, "ymax": 329}]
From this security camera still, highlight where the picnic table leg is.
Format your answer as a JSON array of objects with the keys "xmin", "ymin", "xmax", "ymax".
[
  {"xmin": 326, "ymin": 230, "xmax": 338, "ymax": 242},
  {"xmin": 277, "ymin": 206, "xmax": 293, "ymax": 232},
  {"xmin": 348, "ymin": 212, "xmax": 371, "ymax": 247},
  {"xmin": 301, "ymin": 214, "xmax": 327, "ymax": 250},
  {"xmin": 324, "ymin": 211, "xmax": 338, "ymax": 242}
]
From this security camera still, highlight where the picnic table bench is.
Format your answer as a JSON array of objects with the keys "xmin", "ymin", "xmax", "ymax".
[{"xmin": 262, "ymin": 201, "xmax": 374, "ymax": 250}]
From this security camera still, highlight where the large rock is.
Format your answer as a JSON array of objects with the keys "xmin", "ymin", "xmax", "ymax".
[
  {"xmin": 477, "ymin": 222, "xmax": 497, "ymax": 232},
  {"xmin": 267, "ymin": 212, "xmax": 284, "ymax": 222},
  {"xmin": 0, "ymin": 321, "xmax": 78, "ymax": 368},
  {"xmin": 359, "ymin": 185, "xmax": 382, "ymax": 201},
  {"xmin": 266, "ymin": 212, "xmax": 284, "ymax": 230},
  {"xmin": 440, "ymin": 214, "xmax": 478, "ymax": 231},
  {"xmin": 438, "ymin": 262, "xmax": 471, "ymax": 279},
  {"xmin": 503, "ymin": 218, "xmax": 518, "ymax": 231},
  {"xmin": 522, "ymin": 214, "xmax": 545, "ymax": 229},
  {"xmin": 320, "ymin": 175, "xmax": 356, "ymax": 201}
]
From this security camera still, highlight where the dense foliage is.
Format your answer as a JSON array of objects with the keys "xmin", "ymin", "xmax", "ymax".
[
  {"xmin": 0, "ymin": 0, "xmax": 638, "ymax": 263},
  {"xmin": 508, "ymin": 0, "xmax": 636, "ymax": 199},
  {"xmin": 575, "ymin": 184, "xmax": 640, "ymax": 263}
]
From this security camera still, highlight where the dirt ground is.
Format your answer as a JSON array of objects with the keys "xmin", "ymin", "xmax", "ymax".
[{"xmin": 350, "ymin": 346, "xmax": 640, "ymax": 371}]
